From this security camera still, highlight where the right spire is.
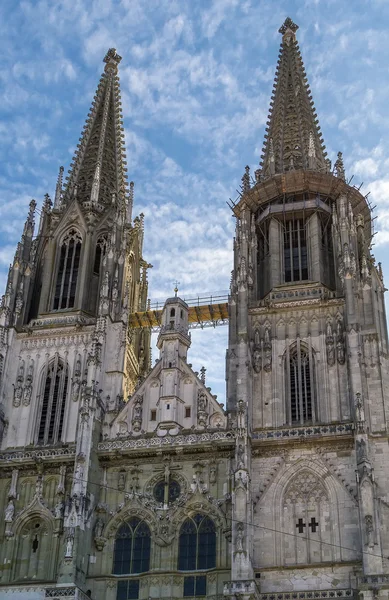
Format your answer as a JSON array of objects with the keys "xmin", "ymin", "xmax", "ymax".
[{"xmin": 259, "ymin": 17, "xmax": 328, "ymax": 178}]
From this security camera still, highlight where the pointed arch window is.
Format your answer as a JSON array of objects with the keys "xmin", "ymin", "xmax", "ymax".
[
  {"xmin": 93, "ymin": 234, "xmax": 108, "ymax": 276},
  {"xmin": 53, "ymin": 229, "xmax": 82, "ymax": 310},
  {"xmin": 178, "ymin": 514, "xmax": 216, "ymax": 571},
  {"xmin": 113, "ymin": 518, "xmax": 151, "ymax": 575},
  {"xmin": 14, "ymin": 518, "xmax": 53, "ymax": 581},
  {"xmin": 37, "ymin": 357, "xmax": 69, "ymax": 445},
  {"xmin": 287, "ymin": 345, "xmax": 315, "ymax": 425}
]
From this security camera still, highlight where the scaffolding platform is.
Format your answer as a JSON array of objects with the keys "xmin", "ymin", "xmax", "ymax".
[{"xmin": 128, "ymin": 293, "xmax": 229, "ymax": 332}]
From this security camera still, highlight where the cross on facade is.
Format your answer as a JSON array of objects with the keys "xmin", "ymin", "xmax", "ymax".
[
  {"xmin": 296, "ymin": 518, "xmax": 306, "ymax": 533},
  {"xmin": 309, "ymin": 517, "xmax": 319, "ymax": 533}
]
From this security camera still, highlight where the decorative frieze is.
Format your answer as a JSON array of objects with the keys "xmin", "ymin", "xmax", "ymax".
[
  {"xmin": 98, "ymin": 430, "xmax": 235, "ymax": 453},
  {"xmin": 20, "ymin": 332, "xmax": 92, "ymax": 351},
  {"xmin": 252, "ymin": 423, "xmax": 353, "ymax": 442},
  {"xmin": 0, "ymin": 445, "xmax": 76, "ymax": 463},
  {"xmin": 259, "ymin": 590, "xmax": 354, "ymax": 600}
]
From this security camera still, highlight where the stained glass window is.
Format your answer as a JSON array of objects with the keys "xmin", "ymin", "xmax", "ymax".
[
  {"xmin": 113, "ymin": 519, "xmax": 151, "ymax": 575},
  {"xmin": 178, "ymin": 514, "xmax": 216, "ymax": 571},
  {"xmin": 153, "ymin": 479, "xmax": 181, "ymax": 504}
]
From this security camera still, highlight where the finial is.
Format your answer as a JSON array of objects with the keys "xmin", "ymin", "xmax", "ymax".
[
  {"xmin": 54, "ymin": 166, "xmax": 64, "ymax": 209},
  {"xmin": 241, "ymin": 166, "xmax": 251, "ymax": 194},
  {"xmin": 200, "ymin": 366, "xmax": 206, "ymax": 384},
  {"xmin": 279, "ymin": 17, "xmax": 299, "ymax": 35},
  {"xmin": 174, "ymin": 281, "xmax": 180, "ymax": 297},
  {"xmin": 103, "ymin": 48, "xmax": 122, "ymax": 73},
  {"xmin": 22, "ymin": 200, "xmax": 36, "ymax": 235}
]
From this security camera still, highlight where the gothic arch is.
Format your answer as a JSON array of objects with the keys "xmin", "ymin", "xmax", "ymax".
[
  {"xmin": 260, "ymin": 459, "xmax": 343, "ymax": 567},
  {"xmin": 52, "ymin": 227, "xmax": 83, "ymax": 311},
  {"xmin": 171, "ymin": 495, "xmax": 228, "ymax": 533},
  {"xmin": 33, "ymin": 354, "xmax": 70, "ymax": 446},
  {"xmin": 11, "ymin": 497, "xmax": 58, "ymax": 582},
  {"xmin": 283, "ymin": 340, "xmax": 318, "ymax": 425},
  {"xmin": 104, "ymin": 502, "xmax": 158, "ymax": 542},
  {"xmin": 172, "ymin": 499, "xmax": 227, "ymax": 573}
]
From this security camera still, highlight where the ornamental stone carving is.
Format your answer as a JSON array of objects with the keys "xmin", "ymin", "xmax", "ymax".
[
  {"xmin": 131, "ymin": 395, "xmax": 143, "ymax": 432},
  {"xmin": 197, "ymin": 391, "xmax": 208, "ymax": 428},
  {"xmin": 336, "ymin": 319, "xmax": 346, "ymax": 365},
  {"xmin": 23, "ymin": 359, "xmax": 34, "ymax": 406},
  {"xmin": 326, "ymin": 321, "xmax": 335, "ymax": 366},
  {"xmin": 13, "ymin": 360, "xmax": 24, "ymax": 407}
]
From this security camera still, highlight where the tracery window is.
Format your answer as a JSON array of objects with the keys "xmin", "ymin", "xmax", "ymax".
[
  {"xmin": 283, "ymin": 218, "xmax": 308, "ymax": 283},
  {"xmin": 53, "ymin": 229, "xmax": 82, "ymax": 309},
  {"xmin": 112, "ymin": 519, "xmax": 151, "ymax": 575},
  {"xmin": 178, "ymin": 514, "xmax": 216, "ymax": 571},
  {"xmin": 153, "ymin": 479, "xmax": 181, "ymax": 504},
  {"xmin": 37, "ymin": 357, "xmax": 69, "ymax": 445},
  {"xmin": 288, "ymin": 346, "xmax": 315, "ymax": 425},
  {"xmin": 282, "ymin": 470, "xmax": 332, "ymax": 565}
]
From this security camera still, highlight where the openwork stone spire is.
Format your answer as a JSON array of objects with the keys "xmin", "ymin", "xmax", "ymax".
[
  {"xmin": 259, "ymin": 18, "xmax": 328, "ymax": 178},
  {"xmin": 63, "ymin": 48, "xmax": 129, "ymax": 210}
]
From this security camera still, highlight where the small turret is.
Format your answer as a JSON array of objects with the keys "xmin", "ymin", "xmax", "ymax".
[{"xmin": 157, "ymin": 293, "xmax": 191, "ymax": 365}]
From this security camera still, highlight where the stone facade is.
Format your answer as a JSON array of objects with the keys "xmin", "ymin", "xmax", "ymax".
[{"xmin": 0, "ymin": 16, "xmax": 389, "ymax": 600}]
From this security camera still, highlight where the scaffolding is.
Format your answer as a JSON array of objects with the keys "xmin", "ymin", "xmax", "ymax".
[{"xmin": 128, "ymin": 293, "xmax": 229, "ymax": 332}]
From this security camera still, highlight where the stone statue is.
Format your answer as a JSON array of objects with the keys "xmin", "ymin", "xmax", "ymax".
[
  {"xmin": 209, "ymin": 462, "xmax": 217, "ymax": 484},
  {"xmin": 198, "ymin": 392, "xmax": 207, "ymax": 412},
  {"xmin": 357, "ymin": 438, "xmax": 368, "ymax": 463},
  {"xmin": 5, "ymin": 499, "xmax": 14, "ymax": 522},
  {"xmin": 118, "ymin": 471, "xmax": 126, "ymax": 491},
  {"xmin": 355, "ymin": 392, "xmax": 365, "ymax": 430},
  {"xmin": 94, "ymin": 518, "xmax": 104, "ymax": 539},
  {"xmin": 54, "ymin": 501, "xmax": 64, "ymax": 519},
  {"xmin": 65, "ymin": 535, "xmax": 74, "ymax": 558},
  {"xmin": 236, "ymin": 522, "xmax": 244, "ymax": 552},
  {"xmin": 253, "ymin": 349, "xmax": 261, "ymax": 374},
  {"xmin": 13, "ymin": 377, "xmax": 23, "ymax": 408},
  {"xmin": 254, "ymin": 328, "xmax": 260, "ymax": 348},
  {"xmin": 236, "ymin": 444, "xmax": 245, "ymax": 469}
]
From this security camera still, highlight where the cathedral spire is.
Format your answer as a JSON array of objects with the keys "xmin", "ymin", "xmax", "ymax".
[
  {"xmin": 63, "ymin": 48, "xmax": 130, "ymax": 212},
  {"xmin": 259, "ymin": 18, "xmax": 328, "ymax": 178}
]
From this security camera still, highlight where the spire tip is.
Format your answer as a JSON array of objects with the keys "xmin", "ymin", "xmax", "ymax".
[
  {"xmin": 103, "ymin": 48, "xmax": 122, "ymax": 73},
  {"xmin": 279, "ymin": 17, "xmax": 299, "ymax": 36}
]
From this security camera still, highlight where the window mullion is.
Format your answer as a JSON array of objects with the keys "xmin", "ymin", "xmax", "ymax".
[
  {"xmin": 289, "ymin": 221, "xmax": 293, "ymax": 282},
  {"xmin": 297, "ymin": 219, "xmax": 302, "ymax": 280},
  {"xmin": 58, "ymin": 243, "xmax": 69, "ymax": 309},
  {"xmin": 66, "ymin": 241, "xmax": 77, "ymax": 308},
  {"xmin": 296, "ymin": 339, "xmax": 304, "ymax": 425},
  {"xmin": 44, "ymin": 355, "xmax": 58, "ymax": 444},
  {"xmin": 53, "ymin": 365, "xmax": 66, "ymax": 442},
  {"xmin": 308, "ymin": 340, "xmax": 315, "ymax": 423},
  {"xmin": 286, "ymin": 342, "xmax": 291, "ymax": 425}
]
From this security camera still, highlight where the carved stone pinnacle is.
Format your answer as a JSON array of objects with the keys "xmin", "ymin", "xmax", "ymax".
[
  {"xmin": 279, "ymin": 17, "xmax": 299, "ymax": 35},
  {"xmin": 103, "ymin": 48, "xmax": 122, "ymax": 72}
]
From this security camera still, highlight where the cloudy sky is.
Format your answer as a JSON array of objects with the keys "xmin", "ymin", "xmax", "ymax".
[{"xmin": 1, "ymin": 0, "xmax": 389, "ymax": 405}]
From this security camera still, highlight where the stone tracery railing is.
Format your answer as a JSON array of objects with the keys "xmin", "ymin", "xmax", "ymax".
[{"xmin": 98, "ymin": 430, "xmax": 235, "ymax": 452}]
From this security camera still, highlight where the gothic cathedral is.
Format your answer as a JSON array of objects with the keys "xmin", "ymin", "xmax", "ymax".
[{"xmin": 0, "ymin": 17, "xmax": 388, "ymax": 600}]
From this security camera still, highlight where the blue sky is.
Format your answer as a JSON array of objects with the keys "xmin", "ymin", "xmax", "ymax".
[{"xmin": 1, "ymin": 0, "xmax": 389, "ymax": 405}]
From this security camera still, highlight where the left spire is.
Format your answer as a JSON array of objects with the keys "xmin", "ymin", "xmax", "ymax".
[{"xmin": 62, "ymin": 48, "xmax": 130, "ymax": 212}]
